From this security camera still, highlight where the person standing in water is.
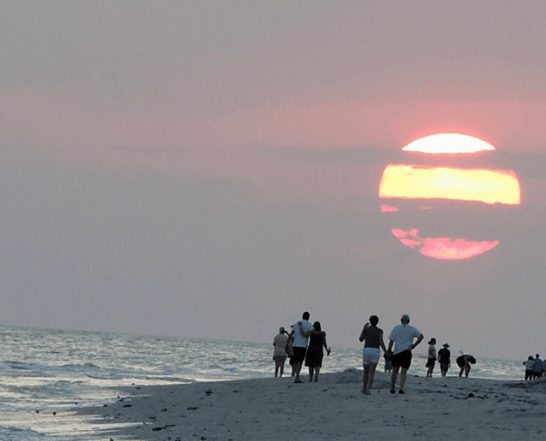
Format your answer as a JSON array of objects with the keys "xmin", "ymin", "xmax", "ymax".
[{"xmin": 358, "ymin": 315, "xmax": 387, "ymax": 395}]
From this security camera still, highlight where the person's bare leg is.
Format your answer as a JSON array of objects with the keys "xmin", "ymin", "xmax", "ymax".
[
  {"xmin": 309, "ymin": 367, "xmax": 313, "ymax": 382},
  {"xmin": 279, "ymin": 360, "xmax": 285, "ymax": 377},
  {"xmin": 399, "ymin": 368, "xmax": 408, "ymax": 392},
  {"xmin": 362, "ymin": 364, "xmax": 370, "ymax": 392},
  {"xmin": 368, "ymin": 363, "xmax": 377, "ymax": 390},
  {"xmin": 314, "ymin": 367, "xmax": 320, "ymax": 382},
  {"xmin": 294, "ymin": 361, "xmax": 303, "ymax": 381},
  {"xmin": 274, "ymin": 360, "xmax": 279, "ymax": 377},
  {"xmin": 390, "ymin": 366, "xmax": 399, "ymax": 392}
]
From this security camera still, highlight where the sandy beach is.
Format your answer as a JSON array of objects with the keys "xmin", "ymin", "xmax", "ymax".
[{"xmin": 78, "ymin": 370, "xmax": 546, "ymax": 441}]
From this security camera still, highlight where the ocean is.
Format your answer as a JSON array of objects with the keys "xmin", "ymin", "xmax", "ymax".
[{"xmin": 0, "ymin": 325, "xmax": 526, "ymax": 441}]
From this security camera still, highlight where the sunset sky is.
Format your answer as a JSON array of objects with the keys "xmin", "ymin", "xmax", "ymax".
[{"xmin": 1, "ymin": 1, "xmax": 545, "ymax": 359}]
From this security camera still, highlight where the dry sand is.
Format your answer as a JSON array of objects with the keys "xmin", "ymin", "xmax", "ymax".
[{"xmin": 79, "ymin": 370, "xmax": 546, "ymax": 441}]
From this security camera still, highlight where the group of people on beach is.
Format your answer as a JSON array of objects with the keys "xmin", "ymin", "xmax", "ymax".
[
  {"xmin": 523, "ymin": 354, "xmax": 544, "ymax": 380},
  {"xmin": 424, "ymin": 338, "xmax": 476, "ymax": 379},
  {"xmin": 272, "ymin": 312, "xmax": 331, "ymax": 383},
  {"xmin": 273, "ymin": 312, "xmax": 480, "ymax": 395}
]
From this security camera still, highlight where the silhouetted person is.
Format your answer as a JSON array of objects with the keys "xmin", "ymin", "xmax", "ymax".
[
  {"xmin": 524, "ymin": 356, "xmax": 534, "ymax": 380},
  {"xmin": 426, "ymin": 338, "xmax": 437, "ymax": 378},
  {"xmin": 533, "ymin": 354, "xmax": 544, "ymax": 379},
  {"xmin": 388, "ymin": 314, "xmax": 424, "ymax": 394},
  {"xmin": 290, "ymin": 311, "xmax": 313, "ymax": 383},
  {"xmin": 437, "ymin": 343, "xmax": 451, "ymax": 377},
  {"xmin": 272, "ymin": 327, "xmax": 289, "ymax": 377},
  {"xmin": 286, "ymin": 333, "xmax": 295, "ymax": 376},
  {"xmin": 359, "ymin": 315, "xmax": 387, "ymax": 395},
  {"xmin": 456, "ymin": 354, "xmax": 475, "ymax": 377},
  {"xmin": 304, "ymin": 321, "xmax": 330, "ymax": 382}
]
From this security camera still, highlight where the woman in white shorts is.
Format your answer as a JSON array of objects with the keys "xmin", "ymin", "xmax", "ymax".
[{"xmin": 358, "ymin": 315, "xmax": 387, "ymax": 395}]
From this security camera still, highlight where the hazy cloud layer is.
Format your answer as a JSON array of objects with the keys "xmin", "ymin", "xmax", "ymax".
[{"xmin": 1, "ymin": 1, "xmax": 545, "ymax": 359}]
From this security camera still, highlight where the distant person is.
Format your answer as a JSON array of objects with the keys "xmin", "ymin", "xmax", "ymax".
[
  {"xmin": 426, "ymin": 338, "xmax": 437, "ymax": 378},
  {"xmin": 358, "ymin": 315, "xmax": 387, "ymax": 395},
  {"xmin": 523, "ymin": 355, "xmax": 534, "ymax": 380},
  {"xmin": 533, "ymin": 354, "xmax": 544, "ymax": 379},
  {"xmin": 388, "ymin": 314, "xmax": 424, "ymax": 394},
  {"xmin": 285, "ymin": 332, "xmax": 295, "ymax": 376},
  {"xmin": 437, "ymin": 343, "xmax": 451, "ymax": 377},
  {"xmin": 456, "ymin": 354, "xmax": 475, "ymax": 377},
  {"xmin": 272, "ymin": 327, "xmax": 289, "ymax": 377},
  {"xmin": 304, "ymin": 321, "xmax": 331, "ymax": 382},
  {"xmin": 383, "ymin": 350, "xmax": 393, "ymax": 373},
  {"xmin": 290, "ymin": 311, "xmax": 314, "ymax": 383}
]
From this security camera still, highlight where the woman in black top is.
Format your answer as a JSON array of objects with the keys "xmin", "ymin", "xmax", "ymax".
[{"xmin": 304, "ymin": 321, "xmax": 331, "ymax": 382}]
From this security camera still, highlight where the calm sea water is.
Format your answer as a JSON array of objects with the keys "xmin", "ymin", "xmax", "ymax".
[{"xmin": 0, "ymin": 325, "xmax": 525, "ymax": 441}]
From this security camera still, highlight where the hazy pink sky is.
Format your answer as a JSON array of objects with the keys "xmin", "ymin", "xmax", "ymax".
[{"xmin": 1, "ymin": 1, "xmax": 545, "ymax": 359}]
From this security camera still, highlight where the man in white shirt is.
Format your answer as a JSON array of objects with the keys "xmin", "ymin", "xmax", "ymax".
[
  {"xmin": 290, "ymin": 311, "xmax": 314, "ymax": 383},
  {"xmin": 387, "ymin": 314, "xmax": 423, "ymax": 394}
]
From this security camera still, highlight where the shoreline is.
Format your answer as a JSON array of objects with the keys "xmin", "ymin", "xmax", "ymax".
[{"xmin": 77, "ymin": 369, "xmax": 546, "ymax": 441}]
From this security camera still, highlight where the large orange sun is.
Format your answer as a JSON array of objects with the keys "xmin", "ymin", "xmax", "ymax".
[{"xmin": 378, "ymin": 133, "xmax": 521, "ymax": 260}]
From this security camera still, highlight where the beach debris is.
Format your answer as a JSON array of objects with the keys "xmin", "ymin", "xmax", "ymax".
[
  {"xmin": 152, "ymin": 424, "xmax": 176, "ymax": 431},
  {"xmin": 187, "ymin": 406, "xmax": 199, "ymax": 410}
]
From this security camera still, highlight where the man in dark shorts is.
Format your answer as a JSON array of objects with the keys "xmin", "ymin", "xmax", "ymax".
[
  {"xmin": 290, "ymin": 311, "xmax": 313, "ymax": 383},
  {"xmin": 387, "ymin": 314, "xmax": 423, "ymax": 394},
  {"xmin": 437, "ymin": 343, "xmax": 451, "ymax": 377}
]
